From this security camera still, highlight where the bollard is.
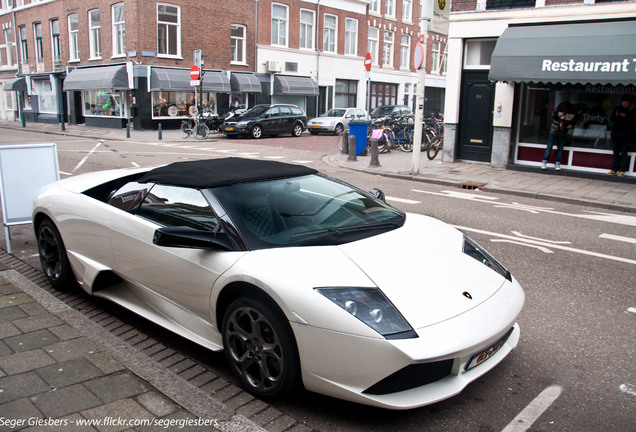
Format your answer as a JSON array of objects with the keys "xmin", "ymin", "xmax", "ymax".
[
  {"xmin": 369, "ymin": 138, "xmax": 381, "ymax": 167},
  {"xmin": 60, "ymin": 122, "xmax": 65, "ymax": 132},
  {"xmin": 340, "ymin": 130, "xmax": 349, "ymax": 154},
  {"xmin": 347, "ymin": 135, "xmax": 357, "ymax": 162},
  {"xmin": 158, "ymin": 123, "xmax": 163, "ymax": 140},
  {"xmin": 126, "ymin": 122, "xmax": 130, "ymax": 138},
  {"xmin": 21, "ymin": 115, "xmax": 25, "ymax": 128}
]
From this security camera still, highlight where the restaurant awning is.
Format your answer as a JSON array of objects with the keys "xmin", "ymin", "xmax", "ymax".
[
  {"xmin": 3, "ymin": 77, "xmax": 26, "ymax": 91},
  {"xmin": 489, "ymin": 21, "xmax": 636, "ymax": 86},
  {"xmin": 150, "ymin": 68, "xmax": 231, "ymax": 92},
  {"xmin": 273, "ymin": 75, "xmax": 319, "ymax": 96},
  {"xmin": 230, "ymin": 73, "xmax": 262, "ymax": 93},
  {"xmin": 64, "ymin": 64, "xmax": 132, "ymax": 91}
]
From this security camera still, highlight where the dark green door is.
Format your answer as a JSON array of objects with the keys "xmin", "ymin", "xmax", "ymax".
[{"xmin": 457, "ymin": 71, "xmax": 495, "ymax": 162}]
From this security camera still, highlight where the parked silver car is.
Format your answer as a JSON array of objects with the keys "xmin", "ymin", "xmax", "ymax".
[{"xmin": 307, "ymin": 108, "xmax": 370, "ymax": 135}]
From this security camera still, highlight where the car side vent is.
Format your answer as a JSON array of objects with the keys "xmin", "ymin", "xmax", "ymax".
[{"xmin": 362, "ymin": 359, "xmax": 453, "ymax": 395}]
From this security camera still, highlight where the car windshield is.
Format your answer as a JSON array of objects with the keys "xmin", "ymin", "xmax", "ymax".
[
  {"xmin": 324, "ymin": 109, "xmax": 346, "ymax": 117},
  {"xmin": 241, "ymin": 105, "xmax": 270, "ymax": 117},
  {"xmin": 371, "ymin": 106, "xmax": 394, "ymax": 116},
  {"xmin": 213, "ymin": 174, "xmax": 405, "ymax": 249}
]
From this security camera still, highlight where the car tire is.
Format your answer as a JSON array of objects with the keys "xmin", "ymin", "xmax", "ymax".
[
  {"xmin": 291, "ymin": 123, "xmax": 303, "ymax": 137},
  {"xmin": 222, "ymin": 296, "xmax": 301, "ymax": 399},
  {"xmin": 36, "ymin": 219, "xmax": 75, "ymax": 289},
  {"xmin": 334, "ymin": 123, "xmax": 344, "ymax": 136},
  {"xmin": 250, "ymin": 125, "xmax": 263, "ymax": 139}
]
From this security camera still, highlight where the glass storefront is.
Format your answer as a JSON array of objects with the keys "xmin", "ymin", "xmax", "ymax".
[
  {"xmin": 152, "ymin": 91, "xmax": 217, "ymax": 118},
  {"xmin": 520, "ymin": 84, "xmax": 636, "ymax": 151},
  {"xmin": 83, "ymin": 90, "xmax": 126, "ymax": 117},
  {"xmin": 32, "ymin": 79, "xmax": 57, "ymax": 114}
]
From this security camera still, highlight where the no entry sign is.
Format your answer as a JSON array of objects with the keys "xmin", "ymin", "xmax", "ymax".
[{"xmin": 190, "ymin": 65, "xmax": 200, "ymax": 80}]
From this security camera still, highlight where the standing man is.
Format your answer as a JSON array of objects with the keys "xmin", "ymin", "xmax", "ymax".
[
  {"xmin": 542, "ymin": 101, "xmax": 577, "ymax": 171},
  {"xmin": 608, "ymin": 94, "xmax": 635, "ymax": 177}
]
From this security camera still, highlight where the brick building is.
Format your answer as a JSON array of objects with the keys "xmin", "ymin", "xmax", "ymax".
[
  {"xmin": 0, "ymin": 0, "xmax": 448, "ymax": 130},
  {"xmin": 443, "ymin": 0, "xmax": 636, "ymax": 177}
]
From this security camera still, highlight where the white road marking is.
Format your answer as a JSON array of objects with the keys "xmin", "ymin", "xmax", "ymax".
[
  {"xmin": 386, "ymin": 196, "xmax": 421, "ymax": 205},
  {"xmin": 627, "ymin": 307, "xmax": 636, "ymax": 314},
  {"xmin": 490, "ymin": 239, "xmax": 554, "ymax": 253},
  {"xmin": 130, "ymin": 162, "xmax": 140, "ymax": 168},
  {"xmin": 501, "ymin": 385, "xmax": 562, "ymax": 432},
  {"xmin": 599, "ymin": 233, "xmax": 636, "ymax": 244},
  {"xmin": 457, "ymin": 226, "xmax": 636, "ymax": 265},
  {"xmin": 510, "ymin": 231, "xmax": 571, "ymax": 245},
  {"xmin": 619, "ymin": 383, "xmax": 636, "ymax": 396},
  {"xmin": 72, "ymin": 141, "xmax": 102, "ymax": 173}
]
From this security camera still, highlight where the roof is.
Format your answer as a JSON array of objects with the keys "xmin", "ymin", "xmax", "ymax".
[{"xmin": 137, "ymin": 158, "xmax": 318, "ymax": 189}]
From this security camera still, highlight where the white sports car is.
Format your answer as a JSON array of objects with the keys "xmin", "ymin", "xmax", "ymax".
[{"xmin": 33, "ymin": 158, "xmax": 524, "ymax": 410}]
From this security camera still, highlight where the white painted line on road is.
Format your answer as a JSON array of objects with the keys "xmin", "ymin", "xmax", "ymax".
[
  {"xmin": 387, "ymin": 196, "xmax": 421, "ymax": 205},
  {"xmin": 501, "ymin": 385, "xmax": 562, "ymax": 432},
  {"xmin": 264, "ymin": 155, "xmax": 286, "ymax": 159},
  {"xmin": 293, "ymin": 160, "xmax": 314, "ymax": 164},
  {"xmin": 72, "ymin": 141, "xmax": 102, "ymax": 173},
  {"xmin": 626, "ymin": 307, "xmax": 636, "ymax": 314},
  {"xmin": 599, "ymin": 233, "xmax": 636, "ymax": 244},
  {"xmin": 511, "ymin": 231, "xmax": 571, "ymax": 245},
  {"xmin": 490, "ymin": 239, "xmax": 554, "ymax": 253},
  {"xmin": 619, "ymin": 383, "xmax": 636, "ymax": 396},
  {"xmin": 130, "ymin": 162, "xmax": 140, "ymax": 168}
]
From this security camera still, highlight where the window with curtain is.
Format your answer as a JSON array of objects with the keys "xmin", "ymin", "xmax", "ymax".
[
  {"xmin": 400, "ymin": 34, "xmax": 410, "ymax": 69},
  {"xmin": 368, "ymin": 27, "xmax": 379, "ymax": 65},
  {"xmin": 68, "ymin": 14, "xmax": 79, "ymax": 61},
  {"xmin": 34, "ymin": 23, "xmax": 43, "ymax": 65},
  {"xmin": 89, "ymin": 9, "xmax": 101, "ymax": 59},
  {"xmin": 300, "ymin": 9, "xmax": 314, "ymax": 50},
  {"xmin": 112, "ymin": 3, "xmax": 125, "ymax": 56},
  {"xmin": 383, "ymin": 31, "xmax": 394, "ymax": 67},
  {"xmin": 323, "ymin": 14, "xmax": 336, "ymax": 53},
  {"xmin": 271, "ymin": 4, "xmax": 288, "ymax": 46},
  {"xmin": 157, "ymin": 4, "xmax": 180, "ymax": 57},
  {"xmin": 344, "ymin": 18, "xmax": 357, "ymax": 56}
]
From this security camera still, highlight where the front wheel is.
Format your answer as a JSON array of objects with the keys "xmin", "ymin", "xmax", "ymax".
[
  {"xmin": 427, "ymin": 137, "xmax": 441, "ymax": 160},
  {"xmin": 222, "ymin": 297, "xmax": 300, "ymax": 398},
  {"xmin": 194, "ymin": 123, "xmax": 210, "ymax": 140},
  {"xmin": 180, "ymin": 121, "xmax": 191, "ymax": 139},
  {"xmin": 37, "ymin": 219, "xmax": 75, "ymax": 289},
  {"xmin": 250, "ymin": 125, "xmax": 263, "ymax": 139},
  {"xmin": 291, "ymin": 123, "xmax": 304, "ymax": 137}
]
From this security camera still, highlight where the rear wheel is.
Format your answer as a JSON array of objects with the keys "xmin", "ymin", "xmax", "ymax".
[
  {"xmin": 291, "ymin": 123, "xmax": 304, "ymax": 137},
  {"xmin": 37, "ymin": 219, "xmax": 74, "ymax": 288},
  {"xmin": 222, "ymin": 296, "xmax": 300, "ymax": 398},
  {"xmin": 427, "ymin": 137, "xmax": 441, "ymax": 160},
  {"xmin": 180, "ymin": 121, "xmax": 191, "ymax": 139},
  {"xmin": 194, "ymin": 123, "xmax": 210, "ymax": 140}
]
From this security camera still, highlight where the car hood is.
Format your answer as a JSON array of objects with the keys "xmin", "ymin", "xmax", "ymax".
[{"xmin": 336, "ymin": 213, "xmax": 507, "ymax": 329}]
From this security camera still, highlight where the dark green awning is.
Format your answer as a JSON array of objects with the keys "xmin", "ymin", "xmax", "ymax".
[
  {"xmin": 151, "ymin": 67, "xmax": 230, "ymax": 92},
  {"xmin": 489, "ymin": 21, "xmax": 636, "ymax": 86},
  {"xmin": 3, "ymin": 77, "xmax": 26, "ymax": 91},
  {"xmin": 64, "ymin": 65, "xmax": 131, "ymax": 91}
]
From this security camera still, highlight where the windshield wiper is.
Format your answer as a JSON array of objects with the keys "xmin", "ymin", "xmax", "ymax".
[{"xmin": 291, "ymin": 220, "xmax": 402, "ymax": 239}]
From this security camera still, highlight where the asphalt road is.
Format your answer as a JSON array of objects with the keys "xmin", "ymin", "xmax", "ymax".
[{"xmin": 1, "ymin": 129, "xmax": 634, "ymax": 431}]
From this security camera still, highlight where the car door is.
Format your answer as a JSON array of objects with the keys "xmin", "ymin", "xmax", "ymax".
[
  {"xmin": 263, "ymin": 106, "xmax": 282, "ymax": 134},
  {"xmin": 278, "ymin": 105, "xmax": 293, "ymax": 133},
  {"xmin": 106, "ymin": 183, "xmax": 244, "ymax": 336}
]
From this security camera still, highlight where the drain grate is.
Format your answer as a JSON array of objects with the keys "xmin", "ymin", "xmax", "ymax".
[{"xmin": 460, "ymin": 181, "xmax": 487, "ymax": 190}]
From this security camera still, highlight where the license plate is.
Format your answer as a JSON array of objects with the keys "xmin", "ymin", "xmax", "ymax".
[
  {"xmin": 225, "ymin": 127, "xmax": 234, "ymax": 131},
  {"xmin": 465, "ymin": 328, "xmax": 513, "ymax": 371},
  {"xmin": 312, "ymin": 125, "xmax": 320, "ymax": 129}
]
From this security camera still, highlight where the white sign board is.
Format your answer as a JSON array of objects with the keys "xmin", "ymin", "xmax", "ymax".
[{"xmin": 0, "ymin": 143, "xmax": 59, "ymax": 253}]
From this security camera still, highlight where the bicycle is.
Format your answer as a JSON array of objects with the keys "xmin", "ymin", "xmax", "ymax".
[
  {"xmin": 421, "ymin": 116, "xmax": 444, "ymax": 159},
  {"xmin": 181, "ymin": 115, "xmax": 210, "ymax": 140}
]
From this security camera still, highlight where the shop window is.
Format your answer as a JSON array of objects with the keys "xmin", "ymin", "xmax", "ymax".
[
  {"xmin": 83, "ymin": 90, "xmax": 125, "ymax": 117},
  {"xmin": 231, "ymin": 24, "xmax": 246, "ymax": 64},
  {"xmin": 345, "ymin": 18, "xmax": 357, "ymax": 56},
  {"xmin": 32, "ymin": 79, "xmax": 57, "ymax": 114},
  {"xmin": 112, "ymin": 3, "xmax": 126, "ymax": 57},
  {"xmin": 152, "ymin": 91, "xmax": 217, "ymax": 118},
  {"xmin": 519, "ymin": 84, "xmax": 636, "ymax": 151},
  {"xmin": 299, "ymin": 10, "xmax": 314, "ymax": 50},
  {"xmin": 89, "ymin": 9, "xmax": 101, "ymax": 59},
  {"xmin": 271, "ymin": 3, "xmax": 288, "ymax": 47},
  {"xmin": 157, "ymin": 4, "xmax": 180, "ymax": 57},
  {"xmin": 335, "ymin": 79, "xmax": 357, "ymax": 108},
  {"xmin": 323, "ymin": 14, "xmax": 337, "ymax": 53},
  {"xmin": 68, "ymin": 15, "xmax": 79, "ymax": 61}
]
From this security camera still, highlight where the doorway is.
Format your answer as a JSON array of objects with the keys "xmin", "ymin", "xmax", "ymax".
[{"xmin": 457, "ymin": 71, "xmax": 494, "ymax": 162}]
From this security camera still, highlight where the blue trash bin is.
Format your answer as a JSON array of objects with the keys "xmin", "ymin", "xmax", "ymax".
[{"xmin": 348, "ymin": 121, "xmax": 370, "ymax": 156}]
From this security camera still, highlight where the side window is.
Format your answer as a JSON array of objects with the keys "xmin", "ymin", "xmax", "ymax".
[
  {"xmin": 107, "ymin": 182, "xmax": 151, "ymax": 212},
  {"xmin": 290, "ymin": 106, "xmax": 302, "ymax": 115},
  {"xmin": 266, "ymin": 107, "xmax": 280, "ymax": 117},
  {"xmin": 279, "ymin": 106, "xmax": 292, "ymax": 116},
  {"xmin": 136, "ymin": 184, "xmax": 219, "ymax": 230}
]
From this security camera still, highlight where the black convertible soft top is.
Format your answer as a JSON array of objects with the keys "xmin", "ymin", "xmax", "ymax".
[{"xmin": 137, "ymin": 157, "xmax": 318, "ymax": 188}]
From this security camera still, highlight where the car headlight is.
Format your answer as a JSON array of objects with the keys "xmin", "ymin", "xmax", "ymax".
[
  {"xmin": 463, "ymin": 235, "xmax": 511, "ymax": 281},
  {"xmin": 237, "ymin": 120, "xmax": 249, "ymax": 127},
  {"xmin": 315, "ymin": 287, "xmax": 417, "ymax": 339}
]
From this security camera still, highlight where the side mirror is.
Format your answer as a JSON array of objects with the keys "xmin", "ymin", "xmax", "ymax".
[
  {"xmin": 153, "ymin": 226, "xmax": 233, "ymax": 251},
  {"xmin": 368, "ymin": 188, "xmax": 386, "ymax": 202}
]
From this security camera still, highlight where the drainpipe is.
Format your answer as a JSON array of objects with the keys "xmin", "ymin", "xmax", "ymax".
[
  {"xmin": 254, "ymin": 0, "xmax": 258, "ymax": 73},
  {"xmin": 315, "ymin": 0, "xmax": 321, "ymax": 114}
]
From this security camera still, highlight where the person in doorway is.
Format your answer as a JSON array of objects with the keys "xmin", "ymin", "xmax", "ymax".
[
  {"xmin": 542, "ymin": 101, "xmax": 577, "ymax": 171},
  {"xmin": 608, "ymin": 94, "xmax": 635, "ymax": 177}
]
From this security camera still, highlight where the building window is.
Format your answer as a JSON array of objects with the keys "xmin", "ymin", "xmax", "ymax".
[
  {"xmin": 385, "ymin": 0, "xmax": 395, "ymax": 18},
  {"xmin": 335, "ymin": 79, "xmax": 357, "ymax": 108},
  {"xmin": 34, "ymin": 23, "xmax": 43, "ymax": 65},
  {"xmin": 486, "ymin": 0, "xmax": 534, "ymax": 10},
  {"xmin": 18, "ymin": 26, "xmax": 27, "ymax": 64},
  {"xmin": 323, "ymin": 14, "xmax": 337, "ymax": 53},
  {"xmin": 383, "ymin": 31, "xmax": 394, "ymax": 67},
  {"xmin": 83, "ymin": 90, "xmax": 125, "ymax": 117},
  {"xmin": 344, "ymin": 18, "xmax": 357, "ymax": 56},
  {"xmin": 157, "ymin": 4, "xmax": 180, "ymax": 57},
  {"xmin": 369, "ymin": 82, "xmax": 398, "ymax": 110},
  {"xmin": 50, "ymin": 19, "xmax": 61, "ymax": 69},
  {"xmin": 1, "ymin": 28, "xmax": 14, "ymax": 66},
  {"xmin": 271, "ymin": 3, "xmax": 288, "ymax": 47},
  {"xmin": 400, "ymin": 34, "xmax": 410, "ymax": 69},
  {"xmin": 369, "ymin": 0, "xmax": 380, "ymax": 15},
  {"xmin": 67, "ymin": 15, "xmax": 79, "ymax": 61},
  {"xmin": 402, "ymin": 0, "xmax": 413, "ymax": 22},
  {"xmin": 432, "ymin": 40, "xmax": 440, "ymax": 73},
  {"xmin": 231, "ymin": 24, "xmax": 246, "ymax": 64},
  {"xmin": 368, "ymin": 27, "xmax": 379, "ymax": 65},
  {"xmin": 299, "ymin": 9, "xmax": 314, "ymax": 50},
  {"xmin": 464, "ymin": 39, "xmax": 496, "ymax": 68},
  {"xmin": 441, "ymin": 44, "xmax": 447, "ymax": 74},
  {"xmin": 89, "ymin": 9, "xmax": 101, "ymax": 59},
  {"xmin": 112, "ymin": 3, "xmax": 125, "ymax": 57}
]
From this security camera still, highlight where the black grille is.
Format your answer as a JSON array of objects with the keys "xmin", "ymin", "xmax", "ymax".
[{"xmin": 363, "ymin": 360, "xmax": 454, "ymax": 395}]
